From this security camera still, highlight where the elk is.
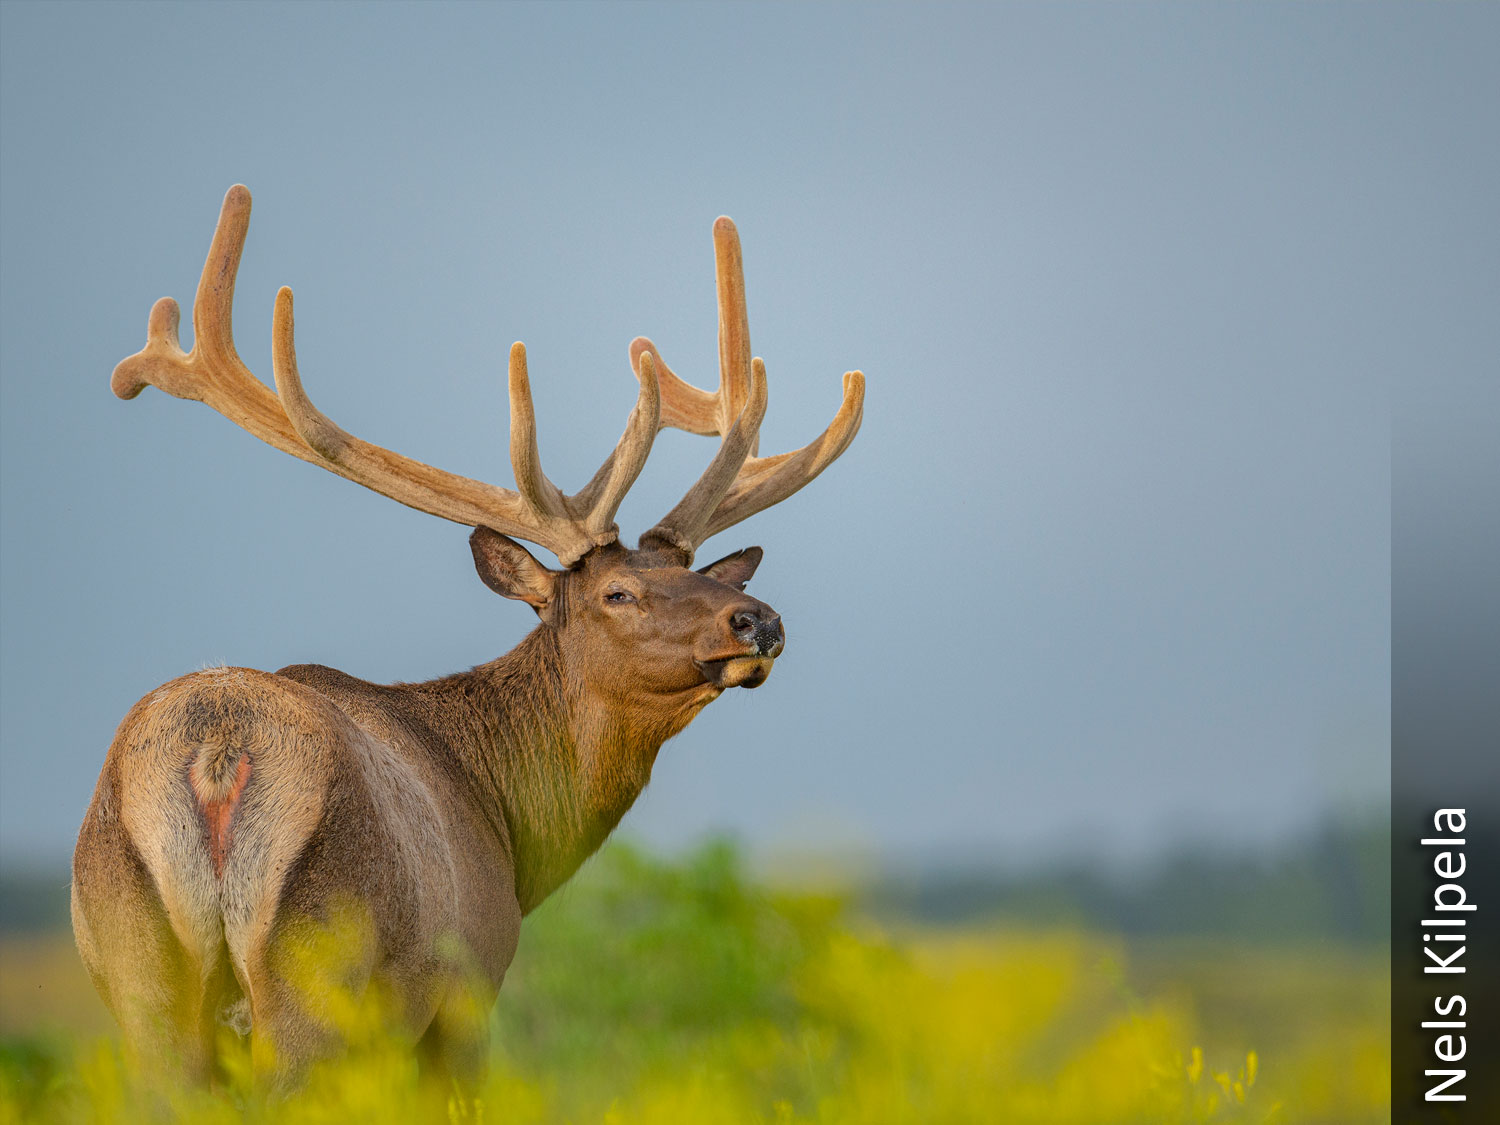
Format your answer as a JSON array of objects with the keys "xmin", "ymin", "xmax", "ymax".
[{"xmin": 71, "ymin": 186, "xmax": 863, "ymax": 1086}]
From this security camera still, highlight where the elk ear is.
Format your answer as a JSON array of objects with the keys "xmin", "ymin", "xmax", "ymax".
[
  {"xmin": 470, "ymin": 528, "xmax": 562, "ymax": 621},
  {"xmin": 697, "ymin": 546, "xmax": 763, "ymax": 591}
]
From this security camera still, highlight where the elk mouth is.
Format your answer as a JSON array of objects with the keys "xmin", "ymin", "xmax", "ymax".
[{"xmin": 695, "ymin": 654, "xmax": 775, "ymax": 690}]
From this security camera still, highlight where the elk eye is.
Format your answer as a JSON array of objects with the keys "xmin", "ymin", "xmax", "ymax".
[{"xmin": 604, "ymin": 590, "xmax": 635, "ymax": 605}]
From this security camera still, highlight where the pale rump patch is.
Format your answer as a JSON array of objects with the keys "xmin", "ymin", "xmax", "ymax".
[{"xmin": 189, "ymin": 752, "xmax": 252, "ymax": 879}]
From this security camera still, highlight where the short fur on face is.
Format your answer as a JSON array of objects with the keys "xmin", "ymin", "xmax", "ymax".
[{"xmin": 470, "ymin": 529, "xmax": 778, "ymax": 700}]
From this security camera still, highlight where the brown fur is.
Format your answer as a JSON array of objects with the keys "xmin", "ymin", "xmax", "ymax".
[{"xmin": 72, "ymin": 540, "xmax": 782, "ymax": 1086}]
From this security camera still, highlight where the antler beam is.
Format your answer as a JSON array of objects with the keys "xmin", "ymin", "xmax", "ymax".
[{"xmin": 112, "ymin": 185, "xmax": 660, "ymax": 567}]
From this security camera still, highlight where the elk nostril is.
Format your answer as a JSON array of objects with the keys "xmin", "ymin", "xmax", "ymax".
[
  {"xmin": 755, "ymin": 615, "xmax": 784, "ymax": 657},
  {"xmin": 731, "ymin": 612, "xmax": 758, "ymax": 636}
]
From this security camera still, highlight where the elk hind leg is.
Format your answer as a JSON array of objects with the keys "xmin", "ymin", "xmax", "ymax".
[
  {"xmin": 72, "ymin": 809, "xmax": 219, "ymax": 1084},
  {"xmin": 243, "ymin": 908, "xmax": 381, "ymax": 1088},
  {"xmin": 416, "ymin": 975, "xmax": 493, "ymax": 1098}
]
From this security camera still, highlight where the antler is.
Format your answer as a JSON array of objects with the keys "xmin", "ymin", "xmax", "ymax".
[
  {"xmin": 111, "ymin": 185, "xmax": 660, "ymax": 567},
  {"xmin": 630, "ymin": 217, "xmax": 865, "ymax": 559}
]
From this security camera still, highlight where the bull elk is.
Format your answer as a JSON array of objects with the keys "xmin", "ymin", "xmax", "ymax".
[{"xmin": 71, "ymin": 186, "xmax": 864, "ymax": 1085}]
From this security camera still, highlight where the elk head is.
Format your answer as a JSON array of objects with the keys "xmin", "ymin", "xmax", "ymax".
[{"xmin": 111, "ymin": 188, "xmax": 864, "ymax": 713}]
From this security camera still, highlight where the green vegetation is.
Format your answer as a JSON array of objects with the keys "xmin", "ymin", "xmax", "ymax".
[{"xmin": 0, "ymin": 840, "xmax": 1388, "ymax": 1123}]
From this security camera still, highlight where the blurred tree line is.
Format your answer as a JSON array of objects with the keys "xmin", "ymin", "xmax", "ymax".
[{"xmin": 860, "ymin": 815, "xmax": 1389, "ymax": 946}]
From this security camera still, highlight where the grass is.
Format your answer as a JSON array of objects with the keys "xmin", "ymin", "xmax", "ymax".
[{"xmin": 0, "ymin": 841, "xmax": 1388, "ymax": 1123}]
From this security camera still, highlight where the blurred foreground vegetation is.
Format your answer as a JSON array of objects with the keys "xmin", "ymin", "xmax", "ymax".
[{"xmin": 1, "ymin": 838, "xmax": 1388, "ymax": 1123}]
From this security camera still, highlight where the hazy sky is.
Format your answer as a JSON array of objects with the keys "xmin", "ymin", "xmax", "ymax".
[{"xmin": 2, "ymin": 4, "xmax": 1491, "ymax": 868}]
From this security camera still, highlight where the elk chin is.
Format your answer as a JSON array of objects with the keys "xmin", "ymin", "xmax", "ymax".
[{"xmin": 696, "ymin": 655, "xmax": 775, "ymax": 690}]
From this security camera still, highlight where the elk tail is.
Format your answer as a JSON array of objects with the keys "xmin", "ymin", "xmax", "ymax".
[{"xmin": 188, "ymin": 731, "xmax": 254, "ymax": 880}]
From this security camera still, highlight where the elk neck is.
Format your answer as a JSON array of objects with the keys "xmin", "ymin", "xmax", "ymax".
[{"xmin": 437, "ymin": 626, "xmax": 706, "ymax": 913}]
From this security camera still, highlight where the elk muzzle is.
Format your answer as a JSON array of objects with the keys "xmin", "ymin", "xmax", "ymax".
[
  {"xmin": 730, "ymin": 607, "xmax": 785, "ymax": 659},
  {"xmin": 698, "ymin": 603, "xmax": 784, "ymax": 689}
]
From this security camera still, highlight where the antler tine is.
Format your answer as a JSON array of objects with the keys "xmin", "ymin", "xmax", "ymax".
[
  {"xmin": 642, "ymin": 357, "xmax": 769, "ymax": 557},
  {"xmin": 628, "ymin": 337, "xmax": 716, "ymax": 434},
  {"xmin": 576, "ymin": 350, "xmax": 662, "ymax": 538},
  {"xmin": 632, "ymin": 218, "xmax": 865, "ymax": 559},
  {"xmin": 505, "ymin": 342, "xmax": 569, "ymax": 520},
  {"xmin": 192, "ymin": 183, "xmax": 250, "ymax": 369},
  {"xmin": 700, "ymin": 369, "xmax": 864, "ymax": 540},
  {"xmin": 712, "ymin": 217, "xmax": 756, "ymax": 452}
]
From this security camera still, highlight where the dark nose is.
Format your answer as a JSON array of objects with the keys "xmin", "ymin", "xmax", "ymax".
[{"xmin": 729, "ymin": 607, "xmax": 785, "ymax": 658}]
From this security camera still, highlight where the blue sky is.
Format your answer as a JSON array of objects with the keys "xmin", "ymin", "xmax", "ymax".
[{"xmin": 3, "ymin": 3, "xmax": 1491, "ymax": 868}]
